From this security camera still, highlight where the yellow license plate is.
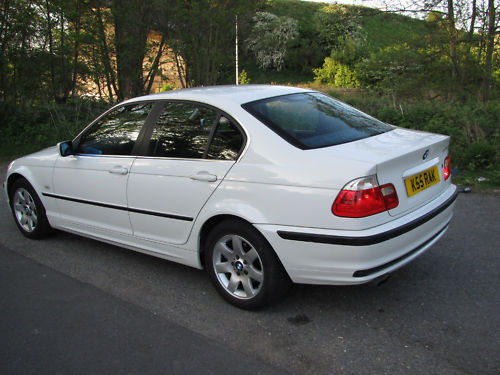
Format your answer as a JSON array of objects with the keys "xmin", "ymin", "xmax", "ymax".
[{"xmin": 405, "ymin": 166, "xmax": 440, "ymax": 197}]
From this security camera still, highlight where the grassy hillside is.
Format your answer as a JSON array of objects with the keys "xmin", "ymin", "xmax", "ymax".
[
  {"xmin": 266, "ymin": 0, "xmax": 429, "ymax": 51},
  {"xmin": 243, "ymin": 1, "xmax": 499, "ymax": 182},
  {"xmin": 359, "ymin": 10, "xmax": 428, "ymax": 52},
  {"xmin": 244, "ymin": 0, "xmax": 429, "ymax": 84}
]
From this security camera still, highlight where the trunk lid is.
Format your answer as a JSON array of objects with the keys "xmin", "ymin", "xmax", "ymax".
[{"xmin": 326, "ymin": 128, "xmax": 451, "ymax": 217}]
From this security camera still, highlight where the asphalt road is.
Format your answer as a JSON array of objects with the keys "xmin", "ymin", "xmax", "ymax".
[{"xmin": 1, "ymin": 163, "xmax": 499, "ymax": 375}]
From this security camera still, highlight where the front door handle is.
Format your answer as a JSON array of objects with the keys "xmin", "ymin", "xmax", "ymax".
[
  {"xmin": 109, "ymin": 166, "xmax": 129, "ymax": 175},
  {"xmin": 189, "ymin": 172, "xmax": 217, "ymax": 182}
]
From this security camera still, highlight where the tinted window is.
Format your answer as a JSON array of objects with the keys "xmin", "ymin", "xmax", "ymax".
[
  {"xmin": 77, "ymin": 103, "xmax": 152, "ymax": 155},
  {"xmin": 242, "ymin": 93, "xmax": 392, "ymax": 149},
  {"xmin": 147, "ymin": 103, "xmax": 217, "ymax": 158},
  {"xmin": 206, "ymin": 116, "xmax": 244, "ymax": 160}
]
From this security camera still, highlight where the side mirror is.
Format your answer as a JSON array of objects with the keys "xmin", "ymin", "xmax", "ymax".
[{"xmin": 58, "ymin": 141, "xmax": 74, "ymax": 157}]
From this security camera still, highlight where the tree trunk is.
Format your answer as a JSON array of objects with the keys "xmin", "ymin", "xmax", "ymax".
[
  {"xmin": 481, "ymin": 0, "xmax": 496, "ymax": 101},
  {"xmin": 144, "ymin": 36, "xmax": 166, "ymax": 94},
  {"xmin": 94, "ymin": 7, "xmax": 118, "ymax": 101},
  {"xmin": 468, "ymin": 0, "xmax": 477, "ymax": 39},
  {"xmin": 60, "ymin": 7, "xmax": 68, "ymax": 101},
  {"xmin": 0, "ymin": 0, "xmax": 11, "ymax": 100},
  {"xmin": 45, "ymin": 0, "xmax": 57, "ymax": 101},
  {"xmin": 446, "ymin": 0, "xmax": 459, "ymax": 88},
  {"xmin": 71, "ymin": 0, "xmax": 81, "ymax": 97},
  {"xmin": 173, "ymin": 50, "xmax": 186, "ymax": 88},
  {"xmin": 111, "ymin": 0, "xmax": 151, "ymax": 100}
]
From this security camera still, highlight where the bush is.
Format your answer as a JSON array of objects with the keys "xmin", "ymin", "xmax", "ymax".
[
  {"xmin": 238, "ymin": 69, "xmax": 251, "ymax": 84},
  {"xmin": 313, "ymin": 57, "xmax": 359, "ymax": 88},
  {"xmin": 0, "ymin": 99, "xmax": 109, "ymax": 159},
  {"xmin": 327, "ymin": 90, "xmax": 499, "ymax": 171},
  {"xmin": 463, "ymin": 142, "xmax": 497, "ymax": 170},
  {"xmin": 160, "ymin": 83, "xmax": 176, "ymax": 92}
]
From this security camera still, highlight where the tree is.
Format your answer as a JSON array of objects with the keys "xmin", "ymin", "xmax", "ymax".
[
  {"xmin": 88, "ymin": 5, "xmax": 119, "ymax": 100},
  {"xmin": 355, "ymin": 42, "xmax": 431, "ymax": 96},
  {"xmin": 110, "ymin": 0, "xmax": 154, "ymax": 100},
  {"xmin": 156, "ymin": 0, "xmax": 261, "ymax": 87},
  {"xmin": 480, "ymin": 0, "xmax": 498, "ymax": 100},
  {"xmin": 384, "ymin": 0, "xmax": 499, "ymax": 100},
  {"xmin": 314, "ymin": 3, "xmax": 364, "ymax": 54},
  {"xmin": 246, "ymin": 12, "xmax": 298, "ymax": 72},
  {"xmin": 0, "ymin": 0, "xmax": 93, "ymax": 103}
]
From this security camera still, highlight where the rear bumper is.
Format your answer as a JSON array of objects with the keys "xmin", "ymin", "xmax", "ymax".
[{"xmin": 255, "ymin": 184, "xmax": 457, "ymax": 285}]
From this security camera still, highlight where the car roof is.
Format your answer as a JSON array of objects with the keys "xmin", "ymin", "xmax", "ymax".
[{"xmin": 123, "ymin": 85, "xmax": 313, "ymax": 107}]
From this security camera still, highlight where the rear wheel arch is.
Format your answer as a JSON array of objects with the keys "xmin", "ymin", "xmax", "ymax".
[
  {"xmin": 198, "ymin": 215, "xmax": 288, "ymax": 273},
  {"xmin": 199, "ymin": 215, "xmax": 252, "ymax": 268}
]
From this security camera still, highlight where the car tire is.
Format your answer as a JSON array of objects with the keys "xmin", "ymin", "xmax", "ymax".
[
  {"xmin": 9, "ymin": 178, "xmax": 52, "ymax": 239},
  {"xmin": 205, "ymin": 220, "xmax": 291, "ymax": 310}
]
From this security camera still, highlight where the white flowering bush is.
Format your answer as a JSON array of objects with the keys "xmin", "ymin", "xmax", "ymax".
[{"xmin": 246, "ymin": 12, "xmax": 298, "ymax": 71}]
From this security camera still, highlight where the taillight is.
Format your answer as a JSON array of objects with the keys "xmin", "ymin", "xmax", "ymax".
[
  {"xmin": 443, "ymin": 156, "xmax": 451, "ymax": 180},
  {"xmin": 332, "ymin": 175, "xmax": 399, "ymax": 218}
]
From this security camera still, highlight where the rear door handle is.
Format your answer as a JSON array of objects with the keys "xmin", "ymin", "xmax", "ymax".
[
  {"xmin": 189, "ymin": 172, "xmax": 217, "ymax": 182},
  {"xmin": 109, "ymin": 166, "xmax": 129, "ymax": 175}
]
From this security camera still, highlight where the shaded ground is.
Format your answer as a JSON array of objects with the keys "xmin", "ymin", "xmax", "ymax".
[{"xmin": 1, "ymin": 162, "xmax": 499, "ymax": 374}]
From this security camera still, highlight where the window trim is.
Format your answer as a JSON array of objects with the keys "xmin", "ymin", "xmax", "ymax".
[
  {"xmin": 72, "ymin": 99, "xmax": 248, "ymax": 161},
  {"xmin": 139, "ymin": 99, "xmax": 247, "ymax": 161},
  {"xmin": 203, "ymin": 113, "xmax": 222, "ymax": 159}
]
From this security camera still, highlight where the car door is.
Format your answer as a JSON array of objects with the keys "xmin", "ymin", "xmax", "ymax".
[
  {"xmin": 51, "ymin": 102, "xmax": 155, "ymax": 236},
  {"xmin": 127, "ymin": 101, "xmax": 246, "ymax": 245}
]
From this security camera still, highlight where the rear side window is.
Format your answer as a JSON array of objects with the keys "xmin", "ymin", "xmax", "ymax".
[
  {"xmin": 147, "ymin": 102, "xmax": 245, "ymax": 160},
  {"xmin": 206, "ymin": 116, "xmax": 244, "ymax": 160},
  {"xmin": 148, "ymin": 102, "xmax": 218, "ymax": 158},
  {"xmin": 242, "ymin": 92, "xmax": 392, "ymax": 149}
]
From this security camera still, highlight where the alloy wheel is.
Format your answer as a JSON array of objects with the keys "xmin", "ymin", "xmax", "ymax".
[
  {"xmin": 212, "ymin": 234, "xmax": 264, "ymax": 299},
  {"xmin": 13, "ymin": 187, "xmax": 38, "ymax": 233}
]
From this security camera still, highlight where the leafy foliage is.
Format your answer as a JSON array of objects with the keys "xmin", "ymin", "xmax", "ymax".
[
  {"xmin": 313, "ymin": 35, "xmax": 365, "ymax": 88},
  {"xmin": 355, "ymin": 43, "xmax": 429, "ymax": 95},
  {"xmin": 330, "ymin": 90, "xmax": 500, "ymax": 171},
  {"xmin": 313, "ymin": 57, "xmax": 359, "ymax": 88},
  {"xmin": 238, "ymin": 69, "xmax": 251, "ymax": 84},
  {"xmin": 1, "ymin": 0, "xmax": 498, "ymax": 180},
  {"xmin": 246, "ymin": 12, "xmax": 299, "ymax": 72},
  {"xmin": 314, "ymin": 3, "xmax": 365, "ymax": 52},
  {"xmin": 0, "ymin": 99, "xmax": 109, "ymax": 159}
]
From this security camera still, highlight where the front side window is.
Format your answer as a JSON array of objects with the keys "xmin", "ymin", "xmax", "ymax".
[
  {"xmin": 242, "ymin": 92, "xmax": 392, "ymax": 149},
  {"xmin": 77, "ymin": 103, "xmax": 152, "ymax": 155}
]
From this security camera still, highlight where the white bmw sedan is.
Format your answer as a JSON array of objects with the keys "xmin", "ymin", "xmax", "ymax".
[{"xmin": 4, "ymin": 85, "xmax": 457, "ymax": 309}]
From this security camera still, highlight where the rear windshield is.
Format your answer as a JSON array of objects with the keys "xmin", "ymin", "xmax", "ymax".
[{"xmin": 242, "ymin": 92, "xmax": 392, "ymax": 149}]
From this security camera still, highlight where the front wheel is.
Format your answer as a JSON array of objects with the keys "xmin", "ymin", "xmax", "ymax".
[
  {"xmin": 9, "ymin": 179, "xmax": 52, "ymax": 239},
  {"xmin": 205, "ymin": 220, "xmax": 290, "ymax": 310}
]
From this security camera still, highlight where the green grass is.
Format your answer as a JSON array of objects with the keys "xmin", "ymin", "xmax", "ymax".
[
  {"xmin": 265, "ymin": 0, "xmax": 428, "ymax": 56},
  {"xmin": 360, "ymin": 10, "xmax": 428, "ymax": 53},
  {"xmin": 265, "ymin": 0, "xmax": 322, "ymax": 27},
  {"xmin": 452, "ymin": 168, "xmax": 500, "ymax": 191}
]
